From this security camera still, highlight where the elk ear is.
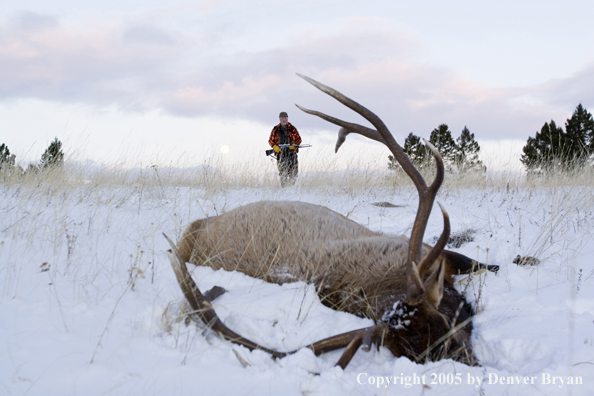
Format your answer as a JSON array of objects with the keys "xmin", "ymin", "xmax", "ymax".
[{"xmin": 424, "ymin": 260, "xmax": 445, "ymax": 309}]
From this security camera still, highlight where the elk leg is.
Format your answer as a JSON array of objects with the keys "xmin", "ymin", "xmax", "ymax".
[
  {"xmin": 484, "ymin": 264, "xmax": 499, "ymax": 273},
  {"xmin": 443, "ymin": 250, "xmax": 499, "ymax": 276}
]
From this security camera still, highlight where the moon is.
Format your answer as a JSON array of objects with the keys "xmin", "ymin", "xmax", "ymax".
[{"xmin": 220, "ymin": 145, "xmax": 229, "ymax": 154}]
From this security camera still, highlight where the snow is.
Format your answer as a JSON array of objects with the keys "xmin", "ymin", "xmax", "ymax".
[{"xmin": 1, "ymin": 181, "xmax": 593, "ymax": 395}]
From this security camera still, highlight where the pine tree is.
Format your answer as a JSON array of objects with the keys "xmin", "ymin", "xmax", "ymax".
[
  {"xmin": 40, "ymin": 138, "xmax": 64, "ymax": 170},
  {"xmin": 404, "ymin": 132, "xmax": 428, "ymax": 161},
  {"xmin": 455, "ymin": 126, "xmax": 485, "ymax": 172},
  {"xmin": 564, "ymin": 103, "xmax": 594, "ymax": 160},
  {"xmin": 388, "ymin": 132, "xmax": 432, "ymax": 170},
  {"xmin": 390, "ymin": 132, "xmax": 429, "ymax": 168},
  {"xmin": 429, "ymin": 124, "xmax": 457, "ymax": 165},
  {"xmin": 520, "ymin": 120, "xmax": 568, "ymax": 173},
  {"xmin": 0, "ymin": 143, "xmax": 16, "ymax": 171},
  {"xmin": 389, "ymin": 126, "xmax": 486, "ymax": 173}
]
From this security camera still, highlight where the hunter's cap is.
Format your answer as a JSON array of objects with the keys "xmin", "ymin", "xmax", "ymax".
[{"xmin": 279, "ymin": 111, "xmax": 288, "ymax": 118}]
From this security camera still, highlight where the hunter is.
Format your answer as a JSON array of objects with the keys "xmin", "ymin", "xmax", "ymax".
[{"xmin": 268, "ymin": 111, "xmax": 302, "ymax": 187}]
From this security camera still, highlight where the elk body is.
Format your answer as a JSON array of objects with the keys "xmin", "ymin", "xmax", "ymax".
[
  {"xmin": 165, "ymin": 74, "xmax": 498, "ymax": 368},
  {"xmin": 178, "ymin": 201, "xmax": 489, "ymax": 325}
]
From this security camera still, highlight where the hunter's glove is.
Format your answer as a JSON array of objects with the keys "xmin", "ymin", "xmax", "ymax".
[
  {"xmin": 289, "ymin": 144, "xmax": 295, "ymax": 151},
  {"xmin": 273, "ymin": 145, "xmax": 280, "ymax": 153}
]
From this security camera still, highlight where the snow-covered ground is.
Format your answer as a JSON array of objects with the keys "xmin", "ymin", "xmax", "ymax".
[{"xmin": 1, "ymin": 180, "xmax": 593, "ymax": 395}]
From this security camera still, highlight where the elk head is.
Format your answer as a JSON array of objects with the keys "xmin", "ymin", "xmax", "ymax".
[{"xmin": 165, "ymin": 74, "xmax": 477, "ymax": 368}]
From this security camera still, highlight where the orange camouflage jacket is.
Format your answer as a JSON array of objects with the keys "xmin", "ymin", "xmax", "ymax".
[{"xmin": 268, "ymin": 123, "xmax": 302, "ymax": 150}]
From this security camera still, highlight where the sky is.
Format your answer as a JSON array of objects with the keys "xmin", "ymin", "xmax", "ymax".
[{"xmin": 1, "ymin": 0, "xmax": 593, "ymax": 169}]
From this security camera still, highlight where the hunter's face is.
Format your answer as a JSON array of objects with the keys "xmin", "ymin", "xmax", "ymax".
[{"xmin": 280, "ymin": 117, "xmax": 288, "ymax": 126}]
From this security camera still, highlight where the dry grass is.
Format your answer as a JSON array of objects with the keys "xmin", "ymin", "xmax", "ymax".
[{"xmin": 2, "ymin": 159, "xmax": 592, "ymax": 194}]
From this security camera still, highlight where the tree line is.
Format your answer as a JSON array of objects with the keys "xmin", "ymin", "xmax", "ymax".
[
  {"xmin": 387, "ymin": 103, "xmax": 593, "ymax": 175},
  {"xmin": 0, "ymin": 137, "xmax": 65, "ymax": 175},
  {"xmin": 388, "ymin": 124, "xmax": 486, "ymax": 173},
  {"xmin": 521, "ymin": 104, "xmax": 594, "ymax": 174}
]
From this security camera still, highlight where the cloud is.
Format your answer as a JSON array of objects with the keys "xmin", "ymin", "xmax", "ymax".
[
  {"xmin": 0, "ymin": 16, "xmax": 181, "ymax": 110},
  {"xmin": 122, "ymin": 25, "xmax": 175, "ymax": 46},
  {"xmin": 15, "ymin": 11, "xmax": 59, "ymax": 32},
  {"xmin": 536, "ymin": 64, "xmax": 594, "ymax": 110},
  {"xmin": 0, "ymin": 11, "xmax": 591, "ymax": 142}
]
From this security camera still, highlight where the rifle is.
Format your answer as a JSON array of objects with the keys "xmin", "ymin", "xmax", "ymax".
[{"xmin": 265, "ymin": 144, "xmax": 312, "ymax": 157}]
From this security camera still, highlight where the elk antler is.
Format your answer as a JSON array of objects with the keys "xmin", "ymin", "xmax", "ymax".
[
  {"xmin": 164, "ymin": 233, "xmax": 388, "ymax": 369},
  {"xmin": 295, "ymin": 74, "xmax": 448, "ymax": 300}
]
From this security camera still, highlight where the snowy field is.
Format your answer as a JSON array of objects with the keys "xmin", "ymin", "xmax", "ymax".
[{"xmin": 1, "ymin": 174, "xmax": 593, "ymax": 395}]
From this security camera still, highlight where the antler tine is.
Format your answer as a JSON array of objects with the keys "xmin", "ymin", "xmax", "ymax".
[
  {"xmin": 335, "ymin": 127, "xmax": 353, "ymax": 153},
  {"xmin": 418, "ymin": 202, "xmax": 450, "ymax": 278},
  {"xmin": 295, "ymin": 73, "xmax": 421, "ymax": 187},
  {"xmin": 307, "ymin": 324, "xmax": 388, "ymax": 369},
  {"xmin": 292, "ymin": 105, "xmax": 386, "ymax": 151},
  {"xmin": 422, "ymin": 139, "xmax": 445, "ymax": 196},
  {"xmin": 296, "ymin": 74, "xmax": 447, "ymax": 299}
]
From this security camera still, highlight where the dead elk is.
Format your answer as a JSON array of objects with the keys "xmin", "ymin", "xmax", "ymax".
[{"xmin": 165, "ymin": 75, "xmax": 498, "ymax": 369}]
